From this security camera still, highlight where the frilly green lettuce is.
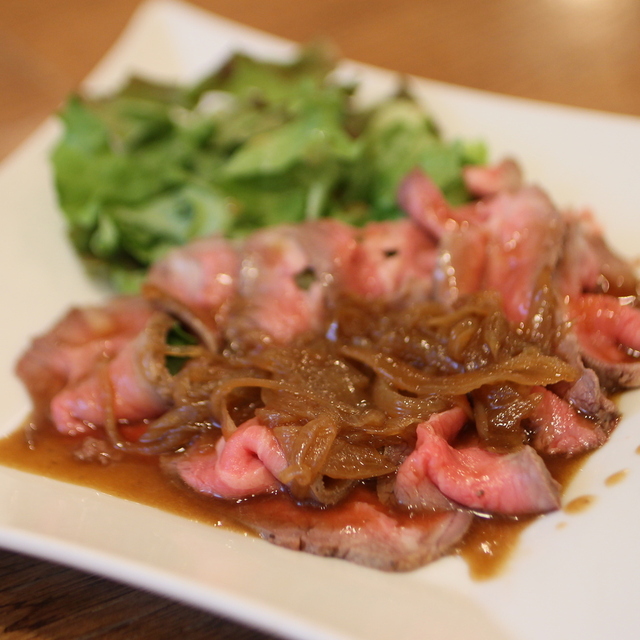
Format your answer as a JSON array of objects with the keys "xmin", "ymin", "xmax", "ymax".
[{"xmin": 51, "ymin": 44, "xmax": 485, "ymax": 292}]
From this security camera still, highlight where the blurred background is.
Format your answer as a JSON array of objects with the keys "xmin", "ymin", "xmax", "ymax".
[
  {"xmin": 2, "ymin": 0, "xmax": 640, "ymax": 160},
  {"xmin": 1, "ymin": 0, "xmax": 639, "ymax": 638}
]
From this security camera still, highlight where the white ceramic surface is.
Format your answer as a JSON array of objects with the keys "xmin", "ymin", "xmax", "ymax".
[{"xmin": 2, "ymin": 2, "xmax": 640, "ymax": 639}]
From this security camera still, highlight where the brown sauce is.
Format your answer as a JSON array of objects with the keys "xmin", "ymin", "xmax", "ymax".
[
  {"xmin": 455, "ymin": 514, "xmax": 533, "ymax": 580},
  {"xmin": 605, "ymin": 468, "xmax": 628, "ymax": 486},
  {"xmin": 563, "ymin": 494, "xmax": 596, "ymax": 513},
  {"xmin": 0, "ymin": 424, "xmax": 251, "ymax": 534},
  {"xmin": 456, "ymin": 452, "xmax": 589, "ymax": 580},
  {"xmin": 0, "ymin": 421, "xmax": 594, "ymax": 579},
  {"xmin": 544, "ymin": 452, "xmax": 589, "ymax": 488}
]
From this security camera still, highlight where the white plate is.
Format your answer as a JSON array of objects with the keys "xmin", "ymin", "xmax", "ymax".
[{"xmin": 2, "ymin": 2, "xmax": 640, "ymax": 639}]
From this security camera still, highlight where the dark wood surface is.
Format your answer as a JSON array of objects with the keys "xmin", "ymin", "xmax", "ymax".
[
  {"xmin": 0, "ymin": 547, "xmax": 279, "ymax": 639},
  {"xmin": 2, "ymin": 0, "xmax": 639, "ymax": 637}
]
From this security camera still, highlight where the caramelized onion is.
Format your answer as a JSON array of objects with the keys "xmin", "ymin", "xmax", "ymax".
[
  {"xmin": 341, "ymin": 344, "xmax": 579, "ymax": 396},
  {"xmin": 472, "ymin": 383, "xmax": 542, "ymax": 450},
  {"xmin": 138, "ymin": 312, "xmax": 178, "ymax": 402},
  {"xmin": 307, "ymin": 476, "xmax": 356, "ymax": 505},
  {"xmin": 371, "ymin": 377, "xmax": 456, "ymax": 428},
  {"xmin": 143, "ymin": 283, "xmax": 219, "ymax": 352},
  {"xmin": 322, "ymin": 438, "xmax": 396, "ymax": 479},
  {"xmin": 98, "ymin": 285, "xmax": 586, "ymax": 505},
  {"xmin": 277, "ymin": 414, "xmax": 339, "ymax": 498},
  {"xmin": 210, "ymin": 377, "xmax": 289, "ymax": 438},
  {"xmin": 135, "ymin": 402, "xmax": 212, "ymax": 454}
]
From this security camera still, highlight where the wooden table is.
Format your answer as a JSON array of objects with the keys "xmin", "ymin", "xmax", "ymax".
[{"xmin": 1, "ymin": 0, "xmax": 639, "ymax": 637}]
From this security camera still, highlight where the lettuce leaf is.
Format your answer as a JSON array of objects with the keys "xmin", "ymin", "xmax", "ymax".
[{"xmin": 51, "ymin": 44, "xmax": 485, "ymax": 290}]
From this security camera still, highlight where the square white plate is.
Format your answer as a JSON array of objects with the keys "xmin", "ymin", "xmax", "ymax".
[{"xmin": 2, "ymin": 2, "xmax": 640, "ymax": 639}]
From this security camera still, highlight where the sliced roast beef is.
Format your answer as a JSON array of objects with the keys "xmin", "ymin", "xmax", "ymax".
[
  {"xmin": 394, "ymin": 408, "xmax": 467, "ymax": 511},
  {"xmin": 420, "ymin": 174, "xmax": 566, "ymax": 326},
  {"xmin": 398, "ymin": 160, "xmax": 523, "ymax": 242},
  {"xmin": 462, "ymin": 158, "xmax": 523, "ymax": 198},
  {"xmin": 527, "ymin": 386, "xmax": 609, "ymax": 456},
  {"xmin": 482, "ymin": 186, "xmax": 565, "ymax": 325},
  {"xmin": 16, "ymin": 296, "xmax": 155, "ymax": 419},
  {"xmin": 144, "ymin": 236, "xmax": 239, "ymax": 350},
  {"xmin": 556, "ymin": 210, "xmax": 639, "ymax": 300},
  {"xmin": 397, "ymin": 168, "xmax": 483, "ymax": 240},
  {"xmin": 236, "ymin": 487, "xmax": 473, "ymax": 572},
  {"xmin": 432, "ymin": 223, "xmax": 488, "ymax": 307},
  {"xmin": 568, "ymin": 294, "xmax": 640, "ymax": 389},
  {"xmin": 397, "ymin": 412, "xmax": 561, "ymax": 515},
  {"xmin": 345, "ymin": 219, "xmax": 437, "ymax": 302},
  {"xmin": 426, "ymin": 178, "xmax": 612, "ymax": 447},
  {"xmin": 226, "ymin": 221, "xmax": 355, "ymax": 345},
  {"xmin": 553, "ymin": 367, "xmax": 619, "ymax": 430},
  {"xmin": 175, "ymin": 418, "xmax": 288, "ymax": 499},
  {"xmin": 50, "ymin": 313, "xmax": 173, "ymax": 436},
  {"xmin": 289, "ymin": 219, "xmax": 358, "ymax": 289}
]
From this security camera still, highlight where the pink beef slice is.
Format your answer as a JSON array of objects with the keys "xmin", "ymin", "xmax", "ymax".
[
  {"xmin": 397, "ymin": 168, "xmax": 484, "ymax": 241},
  {"xmin": 462, "ymin": 158, "xmax": 523, "ymax": 198},
  {"xmin": 345, "ymin": 219, "xmax": 437, "ymax": 301},
  {"xmin": 230, "ymin": 220, "xmax": 356, "ymax": 344},
  {"xmin": 432, "ymin": 223, "xmax": 488, "ymax": 307},
  {"xmin": 527, "ymin": 386, "xmax": 609, "ymax": 456},
  {"xmin": 50, "ymin": 318, "xmax": 170, "ymax": 435},
  {"xmin": 552, "ymin": 366, "xmax": 619, "ymax": 431},
  {"xmin": 16, "ymin": 296, "xmax": 155, "ymax": 418},
  {"xmin": 568, "ymin": 294, "xmax": 640, "ymax": 390},
  {"xmin": 175, "ymin": 418, "xmax": 288, "ymax": 500},
  {"xmin": 144, "ymin": 235, "xmax": 240, "ymax": 348},
  {"xmin": 397, "ymin": 415, "xmax": 561, "ymax": 516},
  {"xmin": 395, "ymin": 407, "xmax": 468, "ymax": 511},
  {"xmin": 292, "ymin": 218, "xmax": 358, "ymax": 287},
  {"xmin": 403, "ymin": 172, "xmax": 566, "ymax": 322},
  {"xmin": 146, "ymin": 236, "xmax": 239, "ymax": 312},
  {"xmin": 481, "ymin": 186, "xmax": 565, "ymax": 325},
  {"xmin": 176, "ymin": 414, "xmax": 473, "ymax": 571},
  {"xmin": 556, "ymin": 210, "xmax": 639, "ymax": 300},
  {"xmin": 235, "ymin": 487, "xmax": 473, "ymax": 572}
]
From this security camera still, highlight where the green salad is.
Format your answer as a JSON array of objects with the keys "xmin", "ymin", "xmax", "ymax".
[{"xmin": 51, "ymin": 44, "xmax": 486, "ymax": 292}]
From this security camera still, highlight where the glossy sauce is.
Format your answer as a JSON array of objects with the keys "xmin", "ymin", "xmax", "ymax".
[
  {"xmin": 605, "ymin": 468, "xmax": 628, "ymax": 486},
  {"xmin": 457, "ymin": 452, "xmax": 588, "ymax": 580},
  {"xmin": 0, "ymin": 421, "xmax": 592, "ymax": 579},
  {"xmin": 0, "ymin": 424, "xmax": 252, "ymax": 534},
  {"xmin": 563, "ymin": 494, "xmax": 596, "ymax": 513},
  {"xmin": 454, "ymin": 514, "xmax": 533, "ymax": 580}
]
